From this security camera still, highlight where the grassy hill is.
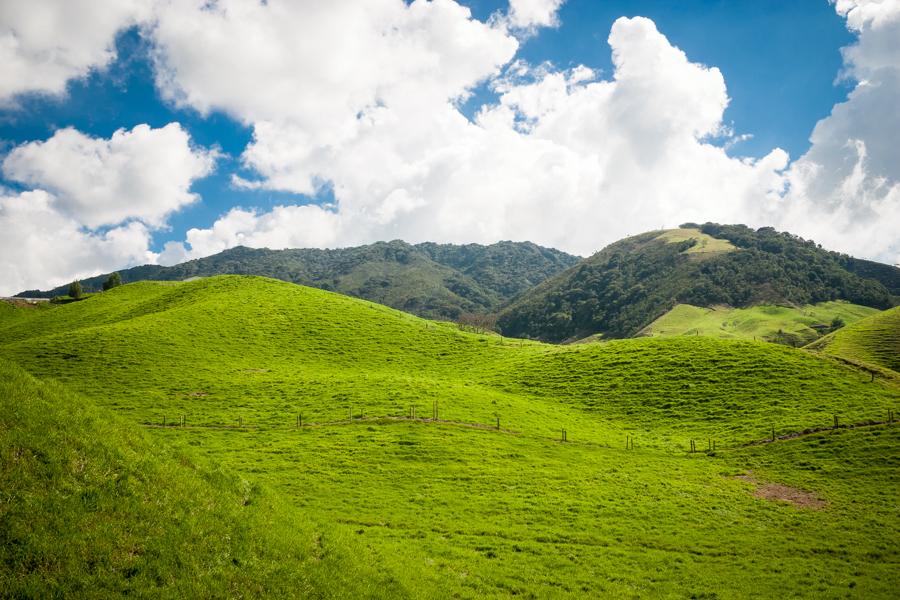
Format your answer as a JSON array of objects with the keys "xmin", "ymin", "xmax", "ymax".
[
  {"xmin": 18, "ymin": 240, "xmax": 579, "ymax": 322},
  {"xmin": 498, "ymin": 223, "xmax": 898, "ymax": 342},
  {"xmin": 806, "ymin": 306, "xmax": 900, "ymax": 374},
  {"xmin": 0, "ymin": 358, "xmax": 400, "ymax": 598},
  {"xmin": 1, "ymin": 276, "xmax": 898, "ymax": 597},
  {"xmin": 639, "ymin": 301, "xmax": 879, "ymax": 346}
]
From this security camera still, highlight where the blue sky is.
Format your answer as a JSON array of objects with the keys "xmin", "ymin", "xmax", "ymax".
[{"xmin": 1, "ymin": 0, "xmax": 897, "ymax": 294}]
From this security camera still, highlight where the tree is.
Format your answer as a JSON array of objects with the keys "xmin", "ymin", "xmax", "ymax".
[
  {"xmin": 68, "ymin": 280, "xmax": 83, "ymax": 300},
  {"xmin": 456, "ymin": 313, "xmax": 498, "ymax": 334},
  {"xmin": 102, "ymin": 272, "xmax": 123, "ymax": 291},
  {"xmin": 830, "ymin": 316, "xmax": 846, "ymax": 331}
]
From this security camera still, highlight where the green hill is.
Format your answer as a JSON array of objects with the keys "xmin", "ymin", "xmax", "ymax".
[
  {"xmin": 639, "ymin": 301, "xmax": 879, "ymax": 346},
  {"xmin": 807, "ymin": 306, "xmax": 900, "ymax": 374},
  {"xmin": 0, "ymin": 358, "xmax": 399, "ymax": 598},
  {"xmin": 18, "ymin": 240, "xmax": 579, "ymax": 321},
  {"xmin": 498, "ymin": 223, "xmax": 898, "ymax": 342},
  {"xmin": 1, "ymin": 276, "xmax": 898, "ymax": 597}
]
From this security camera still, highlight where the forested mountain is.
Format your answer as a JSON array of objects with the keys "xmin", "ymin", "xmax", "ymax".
[
  {"xmin": 19, "ymin": 241, "xmax": 579, "ymax": 321},
  {"xmin": 498, "ymin": 224, "xmax": 899, "ymax": 342}
]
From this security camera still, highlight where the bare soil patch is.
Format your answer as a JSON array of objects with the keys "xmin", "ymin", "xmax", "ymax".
[{"xmin": 734, "ymin": 473, "xmax": 827, "ymax": 510}]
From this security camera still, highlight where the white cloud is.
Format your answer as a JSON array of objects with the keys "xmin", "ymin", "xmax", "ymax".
[
  {"xmin": 773, "ymin": 0, "xmax": 900, "ymax": 265},
  {"xmin": 149, "ymin": 0, "xmax": 517, "ymax": 170},
  {"xmin": 2, "ymin": 123, "xmax": 216, "ymax": 229},
  {"xmin": 158, "ymin": 204, "xmax": 343, "ymax": 265},
  {"xmin": 0, "ymin": 0, "xmax": 150, "ymax": 102},
  {"xmin": 506, "ymin": 0, "xmax": 565, "ymax": 30},
  {"xmin": 167, "ymin": 16, "xmax": 789, "ymax": 260},
  {"xmin": 3, "ymin": 0, "xmax": 898, "ymax": 293},
  {"xmin": 0, "ymin": 190, "xmax": 155, "ymax": 295},
  {"xmin": 0, "ymin": 122, "xmax": 214, "ymax": 294}
]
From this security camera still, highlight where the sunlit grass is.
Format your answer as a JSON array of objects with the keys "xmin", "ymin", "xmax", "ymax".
[{"xmin": 1, "ymin": 276, "xmax": 897, "ymax": 597}]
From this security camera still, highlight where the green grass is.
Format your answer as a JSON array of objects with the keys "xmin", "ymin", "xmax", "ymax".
[
  {"xmin": 640, "ymin": 301, "xmax": 879, "ymax": 346},
  {"xmin": 1, "ymin": 275, "xmax": 898, "ymax": 597},
  {"xmin": 806, "ymin": 306, "xmax": 900, "ymax": 374},
  {"xmin": 656, "ymin": 228, "xmax": 736, "ymax": 254},
  {"xmin": 0, "ymin": 358, "xmax": 402, "ymax": 598}
]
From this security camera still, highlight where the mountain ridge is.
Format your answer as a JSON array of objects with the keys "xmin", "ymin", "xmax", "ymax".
[
  {"xmin": 18, "ymin": 225, "xmax": 899, "ymax": 341},
  {"xmin": 498, "ymin": 224, "xmax": 899, "ymax": 342},
  {"xmin": 18, "ymin": 240, "xmax": 580, "ymax": 321}
]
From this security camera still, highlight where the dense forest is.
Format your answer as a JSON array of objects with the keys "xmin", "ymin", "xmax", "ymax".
[
  {"xmin": 20, "ymin": 241, "xmax": 578, "ymax": 321},
  {"xmin": 498, "ymin": 224, "xmax": 898, "ymax": 342}
]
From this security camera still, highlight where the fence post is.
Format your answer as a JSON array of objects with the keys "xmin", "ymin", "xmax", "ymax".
[{"xmin": 771, "ymin": 427, "xmax": 775, "ymax": 442}]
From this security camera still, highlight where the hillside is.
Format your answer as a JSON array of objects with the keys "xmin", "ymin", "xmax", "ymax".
[
  {"xmin": 0, "ymin": 358, "xmax": 398, "ymax": 598},
  {"xmin": 498, "ymin": 223, "xmax": 898, "ymax": 342},
  {"xmin": 640, "ymin": 301, "xmax": 879, "ymax": 346},
  {"xmin": 17, "ymin": 240, "xmax": 579, "ymax": 321},
  {"xmin": 1, "ymin": 276, "xmax": 898, "ymax": 597},
  {"xmin": 806, "ymin": 306, "xmax": 900, "ymax": 374}
]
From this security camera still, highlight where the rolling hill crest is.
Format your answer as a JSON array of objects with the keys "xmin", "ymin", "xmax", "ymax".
[{"xmin": 19, "ymin": 240, "xmax": 579, "ymax": 321}]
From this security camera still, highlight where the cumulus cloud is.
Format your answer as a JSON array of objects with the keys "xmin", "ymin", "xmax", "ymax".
[
  {"xmin": 0, "ymin": 190, "xmax": 155, "ymax": 295},
  {"xmin": 158, "ymin": 205, "xmax": 344, "ymax": 265},
  {"xmin": 3, "ymin": 0, "xmax": 898, "ymax": 292},
  {"xmin": 149, "ymin": 0, "xmax": 517, "ymax": 159},
  {"xmin": 506, "ymin": 0, "xmax": 566, "ymax": 31},
  {"xmin": 165, "ymin": 15, "xmax": 788, "ymax": 260},
  {"xmin": 0, "ymin": 0, "xmax": 150, "ymax": 102},
  {"xmin": 2, "ymin": 123, "xmax": 216, "ymax": 229},
  {"xmin": 772, "ymin": 0, "xmax": 900, "ymax": 265},
  {"xmin": 0, "ymin": 123, "xmax": 214, "ymax": 295}
]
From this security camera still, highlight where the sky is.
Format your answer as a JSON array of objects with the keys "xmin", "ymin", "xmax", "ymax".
[{"xmin": 0, "ymin": 0, "xmax": 898, "ymax": 295}]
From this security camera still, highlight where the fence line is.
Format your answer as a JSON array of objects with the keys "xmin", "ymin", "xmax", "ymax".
[{"xmin": 141, "ymin": 408, "xmax": 897, "ymax": 453}]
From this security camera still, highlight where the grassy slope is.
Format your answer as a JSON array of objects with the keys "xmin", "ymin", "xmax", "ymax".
[
  {"xmin": 0, "ymin": 359, "xmax": 402, "ymax": 598},
  {"xmin": 1, "ymin": 276, "xmax": 898, "ymax": 597},
  {"xmin": 806, "ymin": 306, "xmax": 900, "ymax": 374},
  {"xmin": 640, "ymin": 301, "xmax": 879, "ymax": 346},
  {"xmin": 656, "ymin": 227, "xmax": 736, "ymax": 254}
]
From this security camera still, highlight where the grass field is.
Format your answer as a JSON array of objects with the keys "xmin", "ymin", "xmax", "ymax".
[
  {"xmin": 1, "ymin": 276, "xmax": 898, "ymax": 597},
  {"xmin": 0, "ymin": 359, "xmax": 400, "ymax": 598},
  {"xmin": 806, "ymin": 306, "xmax": 900, "ymax": 374},
  {"xmin": 656, "ymin": 228, "xmax": 736, "ymax": 254},
  {"xmin": 640, "ymin": 301, "xmax": 879, "ymax": 346}
]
